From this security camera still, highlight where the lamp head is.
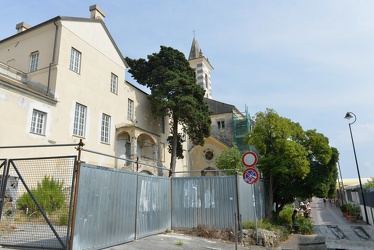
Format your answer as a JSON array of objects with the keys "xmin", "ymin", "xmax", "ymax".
[
  {"xmin": 344, "ymin": 112, "xmax": 353, "ymax": 120},
  {"xmin": 344, "ymin": 112, "xmax": 356, "ymax": 124}
]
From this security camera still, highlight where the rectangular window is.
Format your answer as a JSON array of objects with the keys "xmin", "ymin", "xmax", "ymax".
[
  {"xmin": 110, "ymin": 73, "xmax": 118, "ymax": 94},
  {"xmin": 29, "ymin": 52, "xmax": 39, "ymax": 72},
  {"xmin": 217, "ymin": 121, "xmax": 225, "ymax": 129},
  {"xmin": 70, "ymin": 48, "xmax": 81, "ymax": 73},
  {"xmin": 101, "ymin": 113, "xmax": 111, "ymax": 143},
  {"xmin": 73, "ymin": 103, "xmax": 87, "ymax": 137},
  {"xmin": 127, "ymin": 99, "xmax": 134, "ymax": 121},
  {"xmin": 30, "ymin": 109, "xmax": 46, "ymax": 135}
]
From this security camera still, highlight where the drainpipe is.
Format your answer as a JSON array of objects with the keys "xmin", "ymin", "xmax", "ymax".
[{"xmin": 47, "ymin": 19, "xmax": 58, "ymax": 96}]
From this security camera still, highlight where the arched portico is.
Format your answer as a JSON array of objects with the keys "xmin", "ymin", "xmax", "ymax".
[{"xmin": 115, "ymin": 126, "xmax": 159, "ymax": 175}]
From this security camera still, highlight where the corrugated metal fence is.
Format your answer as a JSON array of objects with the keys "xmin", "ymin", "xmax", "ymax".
[
  {"xmin": 72, "ymin": 163, "xmax": 266, "ymax": 249},
  {"xmin": 346, "ymin": 188, "xmax": 374, "ymax": 225},
  {"xmin": 171, "ymin": 176, "xmax": 265, "ymax": 229},
  {"xmin": 72, "ymin": 164, "xmax": 171, "ymax": 250}
]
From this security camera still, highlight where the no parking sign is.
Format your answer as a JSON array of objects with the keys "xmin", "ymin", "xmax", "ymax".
[{"xmin": 243, "ymin": 167, "xmax": 259, "ymax": 184}]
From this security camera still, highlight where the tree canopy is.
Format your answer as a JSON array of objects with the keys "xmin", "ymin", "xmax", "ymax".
[
  {"xmin": 125, "ymin": 46, "xmax": 211, "ymax": 176},
  {"xmin": 245, "ymin": 108, "xmax": 338, "ymax": 219},
  {"xmin": 214, "ymin": 144, "xmax": 244, "ymax": 175},
  {"xmin": 364, "ymin": 177, "xmax": 374, "ymax": 188}
]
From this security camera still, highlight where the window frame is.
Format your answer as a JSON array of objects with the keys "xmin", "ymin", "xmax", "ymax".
[
  {"xmin": 30, "ymin": 109, "xmax": 46, "ymax": 135},
  {"xmin": 203, "ymin": 149, "xmax": 214, "ymax": 161},
  {"xmin": 70, "ymin": 47, "xmax": 81, "ymax": 73},
  {"xmin": 29, "ymin": 51, "xmax": 39, "ymax": 72},
  {"xmin": 127, "ymin": 99, "xmax": 134, "ymax": 121},
  {"xmin": 73, "ymin": 103, "xmax": 87, "ymax": 137},
  {"xmin": 110, "ymin": 73, "xmax": 118, "ymax": 94},
  {"xmin": 217, "ymin": 121, "xmax": 225, "ymax": 129},
  {"xmin": 101, "ymin": 113, "xmax": 111, "ymax": 144}
]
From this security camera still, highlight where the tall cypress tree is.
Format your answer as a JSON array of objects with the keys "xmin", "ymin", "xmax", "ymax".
[{"xmin": 126, "ymin": 46, "xmax": 211, "ymax": 176}]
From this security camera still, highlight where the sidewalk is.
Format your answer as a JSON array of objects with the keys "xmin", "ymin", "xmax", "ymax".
[
  {"xmin": 312, "ymin": 197, "xmax": 374, "ymax": 250},
  {"xmin": 103, "ymin": 233, "xmax": 267, "ymax": 250}
]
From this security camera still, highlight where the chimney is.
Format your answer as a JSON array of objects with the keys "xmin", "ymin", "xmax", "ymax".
[
  {"xmin": 16, "ymin": 22, "xmax": 31, "ymax": 33},
  {"xmin": 89, "ymin": 5, "xmax": 105, "ymax": 20}
]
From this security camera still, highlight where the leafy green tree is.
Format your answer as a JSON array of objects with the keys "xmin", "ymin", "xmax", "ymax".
[
  {"xmin": 292, "ymin": 130, "xmax": 338, "ymax": 199},
  {"xmin": 214, "ymin": 144, "xmax": 244, "ymax": 175},
  {"xmin": 364, "ymin": 177, "xmax": 374, "ymax": 188},
  {"xmin": 126, "ymin": 46, "xmax": 211, "ymax": 176},
  {"xmin": 245, "ymin": 109, "xmax": 335, "ymax": 219}
]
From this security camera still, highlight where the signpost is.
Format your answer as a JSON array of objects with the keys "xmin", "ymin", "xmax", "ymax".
[{"xmin": 241, "ymin": 151, "xmax": 260, "ymax": 245}]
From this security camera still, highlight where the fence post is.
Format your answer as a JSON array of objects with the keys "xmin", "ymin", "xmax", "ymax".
[
  {"xmin": 134, "ymin": 157, "xmax": 139, "ymax": 240},
  {"xmin": 0, "ymin": 159, "xmax": 9, "ymax": 220},
  {"xmin": 235, "ymin": 170, "xmax": 242, "ymax": 243},
  {"xmin": 68, "ymin": 139, "xmax": 84, "ymax": 250}
]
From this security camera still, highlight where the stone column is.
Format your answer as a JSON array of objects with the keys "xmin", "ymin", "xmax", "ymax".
[{"xmin": 131, "ymin": 136, "xmax": 137, "ymax": 172}]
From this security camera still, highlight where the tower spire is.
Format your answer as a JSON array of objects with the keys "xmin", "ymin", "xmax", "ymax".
[
  {"xmin": 187, "ymin": 36, "xmax": 214, "ymax": 99},
  {"xmin": 188, "ymin": 37, "xmax": 201, "ymax": 60}
]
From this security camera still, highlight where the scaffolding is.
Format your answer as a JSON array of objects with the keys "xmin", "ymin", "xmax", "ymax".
[{"xmin": 233, "ymin": 105, "xmax": 251, "ymax": 154}]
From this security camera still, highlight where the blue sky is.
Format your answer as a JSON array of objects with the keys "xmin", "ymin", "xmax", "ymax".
[{"xmin": 2, "ymin": 1, "xmax": 374, "ymax": 180}]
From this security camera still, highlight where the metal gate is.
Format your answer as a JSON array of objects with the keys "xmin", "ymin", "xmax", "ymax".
[{"xmin": 0, "ymin": 156, "xmax": 76, "ymax": 249}]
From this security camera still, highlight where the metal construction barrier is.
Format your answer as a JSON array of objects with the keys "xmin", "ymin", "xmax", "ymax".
[
  {"xmin": 0, "ymin": 156, "xmax": 76, "ymax": 249},
  {"xmin": 0, "ymin": 142, "xmax": 267, "ymax": 250}
]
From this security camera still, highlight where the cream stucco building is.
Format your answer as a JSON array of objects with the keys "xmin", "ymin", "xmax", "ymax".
[
  {"xmin": 0, "ymin": 5, "xmax": 189, "ymax": 176},
  {"xmin": 0, "ymin": 5, "xmax": 251, "ymax": 178}
]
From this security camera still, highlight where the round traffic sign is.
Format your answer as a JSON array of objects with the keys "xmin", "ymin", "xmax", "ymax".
[
  {"xmin": 242, "ymin": 151, "xmax": 258, "ymax": 167},
  {"xmin": 243, "ymin": 167, "xmax": 259, "ymax": 184}
]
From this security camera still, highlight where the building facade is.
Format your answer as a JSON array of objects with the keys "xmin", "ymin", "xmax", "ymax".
[
  {"xmin": 0, "ymin": 5, "xmax": 189, "ymax": 176},
  {"xmin": 0, "ymin": 5, "xmax": 251, "ymax": 178}
]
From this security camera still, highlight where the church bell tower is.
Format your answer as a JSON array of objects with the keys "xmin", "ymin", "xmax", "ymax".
[{"xmin": 188, "ymin": 38, "xmax": 214, "ymax": 99}]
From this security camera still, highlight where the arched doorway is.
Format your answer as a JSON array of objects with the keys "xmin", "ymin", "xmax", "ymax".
[
  {"xmin": 115, "ymin": 131, "xmax": 132, "ymax": 169},
  {"xmin": 201, "ymin": 166, "xmax": 219, "ymax": 176},
  {"xmin": 136, "ymin": 133, "xmax": 156, "ymax": 161}
]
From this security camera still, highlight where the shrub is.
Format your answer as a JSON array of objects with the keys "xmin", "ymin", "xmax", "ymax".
[
  {"xmin": 258, "ymin": 218, "xmax": 276, "ymax": 231},
  {"xmin": 242, "ymin": 218, "xmax": 275, "ymax": 230},
  {"xmin": 242, "ymin": 218, "xmax": 289, "ymax": 241},
  {"xmin": 340, "ymin": 203, "xmax": 347, "ymax": 213},
  {"xmin": 347, "ymin": 203, "xmax": 361, "ymax": 216},
  {"xmin": 279, "ymin": 204, "xmax": 294, "ymax": 225},
  {"xmin": 17, "ymin": 176, "xmax": 65, "ymax": 215},
  {"xmin": 297, "ymin": 216, "xmax": 313, "ymax": 235},
  {"xmin": 242, "ymin": 220, "xmax": 255, "ymax": 230},
  {"xmin": 55, "ymin": 205, "xmax": 70, "ymax": 226}
]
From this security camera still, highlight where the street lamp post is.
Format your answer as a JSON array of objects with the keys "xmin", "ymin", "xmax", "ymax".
[
  {"xmin": 337, "ymin": 161, "xmax": 345, "ymax": 203},
  {"xmin": 344, "ymin": 112, "xmax": 369, "ymax": 224}
]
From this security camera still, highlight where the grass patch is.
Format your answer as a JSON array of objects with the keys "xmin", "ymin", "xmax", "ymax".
[
  {"xmin": 242, "ymin": 218, "xmax": 289, "ymax": 241},
  {"xmin": 176, "ymin": 241, "xmax": 184, "ymax": 246}
]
